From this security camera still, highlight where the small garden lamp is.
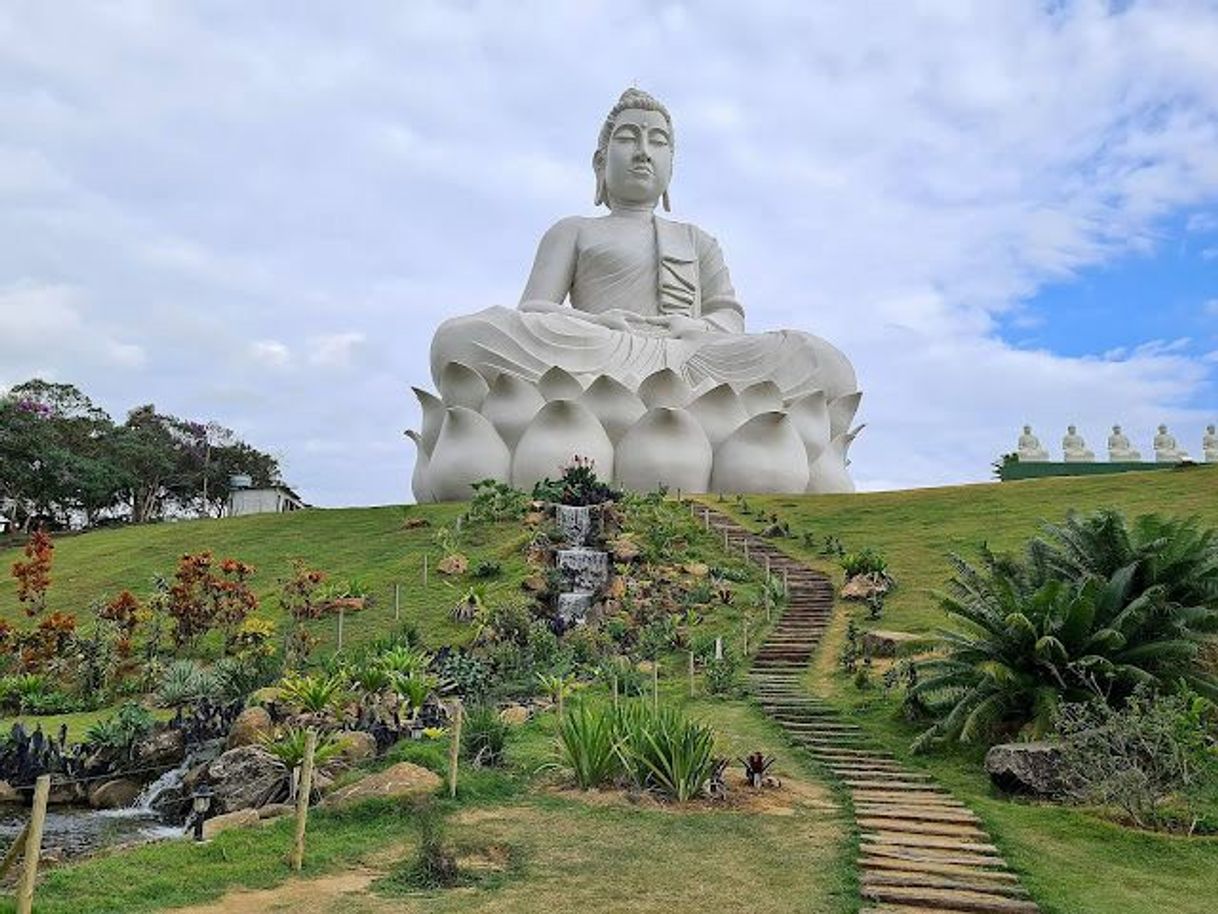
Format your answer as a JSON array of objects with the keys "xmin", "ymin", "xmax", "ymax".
[{"xmin": 191, "ymin": 785, "xmax": 214, "ymax": 841}]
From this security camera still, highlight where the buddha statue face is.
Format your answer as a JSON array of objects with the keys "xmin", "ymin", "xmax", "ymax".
[
  {"xmin": 593, "ymin": 88, "xmax": 675, "ymax": 210},
  {"xmin": 1209, "ymin": 424, "xmax": 1215, "ymax": 435},
  {"xmin": 602, "ymin": 108, "xmax": 673, "ymax": 207},
  {"xmin": 1067, "ymin": 425, "xmax": 1077, "ymax": 435},
  {"xmin": 1159, "ymin": 424, "xmax": 1168, "ymax": 434}
]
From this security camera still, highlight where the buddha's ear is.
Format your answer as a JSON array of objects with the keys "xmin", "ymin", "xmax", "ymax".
[
  {"xmin": 662, "ymin": 189, "xmax": 671, "ymax": 212},
  {"xmin": 594, "ymin": 173, "xmax": 607, "ymax": 207}
]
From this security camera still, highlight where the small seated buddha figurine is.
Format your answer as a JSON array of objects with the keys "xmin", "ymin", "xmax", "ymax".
[
  {"xmin": 1154, "ymin": 424, "xmax": 1190, "ymax": 462},
  {"xmin": 1016, "ymin": 425, "xmax": 1049, "ymax": 462},
  {"xmin": 429, "ymin": 87, "xmax": 858, "ymax": 415},
  {"xmin": 1203, "ymin": 424, "xmax": 1218, "ymax": 463},
  {"xmin": 1062, "ymin": 425, "xmax": 1095, "ymax": 462},
  {"xmin": 1107, "ymin": 424, "xmax": 1141, "ymax": 462}
]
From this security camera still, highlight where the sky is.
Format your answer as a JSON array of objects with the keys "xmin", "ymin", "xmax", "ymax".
[{"xmin": 1, "ymin": 0, "xmax": 1216, "ymax": 506}]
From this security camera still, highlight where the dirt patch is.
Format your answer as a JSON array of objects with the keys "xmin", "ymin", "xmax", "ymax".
[
  {"xmin": 167, "ymin": 869, "xmax": 380, "ymax": 914},
  {"xmin": 541, "ymin": 770, "xmax": 836, "ymax": 817}
]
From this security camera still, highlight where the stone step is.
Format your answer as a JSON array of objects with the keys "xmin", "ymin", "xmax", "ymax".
[
  {"xmin": 858, "ymin": 817, "xmax": 991, "ymax": 842},
  {"xmin": 860, "ymin": 884, "xmax": 1039, "ymax": 913},
  {"xmin": 861, "ymin": 857, "xmax": 1019, "ymax": 884}
]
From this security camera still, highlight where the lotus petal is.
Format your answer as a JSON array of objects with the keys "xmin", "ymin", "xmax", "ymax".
[
  {"xmin": 806, "ymin": 429, "xmax": 859, "ymax": 494},
  {"xmin": 412, "ymin": 386, "xmax": 445, "ymax": 456},
  {"xmin": 578, "ymin": 375, "xmax": 646, "ymax": 444},
  {"xmin": 740, "ymin": 380, "xmax": 783, "ymax": 416},
  {"xmin": 615, "ymin": 407, "xmax": 712, "ymax": 493},
  {"xmin": 480, "ymin": 372, "xmax": 545, "ymax": 448},
  {"xmin": 512, "ymin": 400, "xmax": 613, "ymax": 489},
  {"xmin": 828, "ymin": 391, "xmax": 862, "ymax": 439},
  {"xmin": 437, "ymin": 361, "xmax": 490, "ymax": 411},
  {"xmin": 638, "ymin": 368, "xmax": 692, "ymax": 409},
  {"xmin": 426, "ymin": 407, "xmax": 511, "ymax": 501},
  {"xmin": 786, "ymin": 390, "xmax": 830, "ymax": 465},
  {"xmin": 685, "ymin": 383, "xmax": 749, "ymax": 448},
  {"xmin": 538, "ymin": 366, "xmax": 585, "ymax": 401},
  {"xmin": 710, "ymin": 411, "xmax": 809, "ymax": 494},
  {"xmin": 405, "ymin": 430, "xmax": 435, "ymax": 503}
]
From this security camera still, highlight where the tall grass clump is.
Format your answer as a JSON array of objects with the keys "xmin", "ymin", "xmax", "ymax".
[{"xmin": 557, "ymin": 701, "xmax": 620, "ymax": 789}]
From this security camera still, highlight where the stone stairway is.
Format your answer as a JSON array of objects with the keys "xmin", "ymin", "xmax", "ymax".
[{"xmin": 701, "ymin": 506, "xmax": 1039, "ymax": 914}]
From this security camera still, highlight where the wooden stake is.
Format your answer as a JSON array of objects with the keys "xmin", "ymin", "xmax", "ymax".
[
  {"xmin": 394, "ymin": 583, "xmax": 400, "ymax": 622},
  {"xmin": 423, "ymin": 554, "xmax": 429, "ymax": 589},
  {"xmin": 688, "ymin": 650, "xmax": 695, "ymax": 697},
  {"xmin": 765, "ymin": 555, "xmax": 771, "ymax": 580},
  {"xmin": 612, "ymin": 673, "xmax": 619, "ymax": 710},
  {"xmin": 0, "ymin": 821, "xmax": 29, "ymax": 880},
  {"xmin": 652, "ymin": 662, "xmax": 659, "ymax": 713},
  {"xmin": 291, "ymin": 729, "xmax": 317, "ymax": 872},
  {"xmin": 723, "ymin": 528, "xmax": 729, "ymax": 550},
  {"xmin": 16, "ymin": 774, "xmax": 49, "ymax": 914},
  {"xmin": 743, "ymin": 617, "xmax": 749, "ymax": 655},
  {"xmin": 449, "ymin": 701, "xmax": 463, "ymax": 798},
  {"xmin": 557, "ymin": 685, "xmax": 565, "ymax": 723},
  {"xmin": 764, "ymin": 588, "xmax": 771, "ymax": 622},
  {"xmin": 703, "ymin": 509, "xmax": 710, "ymax": 530},
  {"xmin": 783, "ymin": 569, "xmax": 789, "ymax": 596},
  {"xmin": 714, "ymin": 637, "xmax": 723, "ymax": 661},
  {"xmin": 336, "ymin": 606, "xmax": 345, "ymax": 652},
  {"xmin": 743, "ymin": 540, "xmax": 749, "ymax": 562}
]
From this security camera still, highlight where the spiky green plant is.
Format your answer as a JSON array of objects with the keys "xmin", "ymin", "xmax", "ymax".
[
  {"xmin": 911, "ymin": 510, "xmax": 1218, "ymax": 751},
  {"xmin": 377, "ymin": 646, "xmax": 432, "ymax": 678},
  {"xmin": 259, "ymin": 726, "xmax": 341, "ymax": 769},
  {"xmin": 556, "ymin": 702, "xmax": 621, "ymax": 789},
  {"xmin": 396, "ymin": 671, "xmax": 439, "ymax": 714},
  {"xmin": 279, "ymin": 673, "xmax": 347, "ymax": 714},
  {"xmin": 614, "ymin": 702, "xmax": 716, "ymax": 802}
]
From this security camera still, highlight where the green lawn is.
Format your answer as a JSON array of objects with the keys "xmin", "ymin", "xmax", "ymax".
[{"xmin": 704, "ymin": 467, "xmax": 1218, "ymax": 914}]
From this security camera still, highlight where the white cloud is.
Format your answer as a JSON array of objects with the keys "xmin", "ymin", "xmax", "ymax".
[
  {"xmin": 1, "ymin": 2, "xmax": 1216, "ymax": 504},
  {"xmin": 309, "ymin": 332, "xmax": 365, "ymax": 368},
  {"xmin": 1205, "ymin": 299, "xmax": 1218, "ymax": 317}
]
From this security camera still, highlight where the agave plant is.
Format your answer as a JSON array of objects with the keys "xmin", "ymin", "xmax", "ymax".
[
  {"xmin": 260, "ymin": 726, "xmax": 341, "ymax": 769},
  {"xmin": 279, "ymin": 673, "xmax": 347, "ymax": 715},
  {"xmin": 556, "ymin": 701, "xmax": 622, "ymax": 789},
  {"xmin": 396, "ymin": 671, "xmax": 439, "ymax": 716},
  {"xmin": 156, "ymin": 660, "xmax": 220, "ymax": 709},
  {"xmin": 377, "ymin": 645, "xmax": 432, "ymax": 678},
  {"xmin": 911, "ymin": 510, "xmax": 1218, "ymax": 751},
  {"xmin": 614, "ymin": 702, "xmax": 716, "ymax": 802}
]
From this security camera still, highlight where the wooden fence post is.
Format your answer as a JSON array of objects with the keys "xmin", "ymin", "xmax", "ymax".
[
  {"xmin": 742, "ymin": 617, "xmax": 749, "ymax": 656},
  {"xmin": 449, "ymin": 701, "xmax": 463, "ymax": 799},
  {"xmin": 394, "ymin": 583, "xmax": 401, "ymax": 622},
  {"xmin": 336, "ymin": 605, "xmax": 345, "ymax": 652},
  {"xmin": 703, "ymin": 509, "xmax": 710, "ymax": 530},
  {"xmin": 423, "ymin": 555, "xmax": 429, "ymax": 589},
  {"xmin": 743, "ymin": 540, "xmax": 749, "ymax": 562},
  {"xmin": 16, "ymin": 774, "xmax": 50, "ymax": 914},
  {"xmin": 688, "ymin": 650, "xmax": 695, "ymax": 697},
  {"xmin": 652, "ymin": 662, "xmax": 659, "ymax": 713},
  {"xmin": 291, "ymin": 729, "xmax": 317, "ymax": 872},
  {"xmin": 0, "ymin": 822, "xmax": 29, "ymax": 880},
  {"xmin": 723, "ymin": 528, "xmax": 729, "ymax": 550}
]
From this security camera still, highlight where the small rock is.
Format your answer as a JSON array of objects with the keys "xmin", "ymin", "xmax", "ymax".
[
  {"xmin": 861, "ymin": 630, "xmax": 923, "ymax": 658},
  {"xmin": 985, "ymin": 742, "xmax": 1066, "ymax": 797},
  {"xmin": 524, "ymin": 511, "xmax": 546, "ymax": 526},
  {"xmin": 611, "ymin": 537, "xmax": 641, "ymax": 563},
  {"xmin": 437, "ymin": 554, "xmax": 468, "ymax": 576},
  {"xmin": 403, "ymin": 516, "xmax": 431, "ymax": 529},
  {"xmin": 324, "ymin": 762, "xmax": 441, "ymax": 808},
  {"xmin": 89, "ymin": 778, "xmax": 142, "ymax": 810},
  {"xmin": 202, "ymin": 808, "xmax": 260, "ymax": 839},
  {"xmin": 249, "ymin": 686, "xmax": 284, "ymax": 708},
  {"xmin": 521, "ymin": 574, "xmax": 548, "ymax": 594},
  {"xmin": 0, "ymin": 780, "xmax": 22, "ymax": 804},
  {"xmin": 840, "ymin": 572, "xmax": 891, "ymax": 601},
  {"xmin": 48, "ymin": 780, "xmax": 84, "ymax": 805},
  {"xmin": 135, "ymin": 728, "xmax": 186, "ymax": 769},
  {"xmin": 605, "ymin": 577, "xmax": 627, "ymax": 600},
  {"xmin": 257, "ymin": 802, "xmax": 294, "ymax": 819},
  {"xmin": 498, "ymin": 705, "xmax": 530, "ymax": 726},
  {"xmin": 683, "ymin": 562, "xmax": 710, "ymax": 577},
  {"xmin": 332, "ymin": 730, "xmax": 377, "ymax": 763},
  {"xmin": 227, "ymin": 706, "xmax": 274, "ymax": 749}
]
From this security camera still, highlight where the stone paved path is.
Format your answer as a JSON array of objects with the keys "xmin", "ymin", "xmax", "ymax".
[{"xmin": 701, "ymin": 506, "xmax": 1040, "ymax": 914}]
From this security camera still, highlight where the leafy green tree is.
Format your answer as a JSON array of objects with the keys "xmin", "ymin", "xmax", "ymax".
[{"xmin": 911, "ymin": 510, "xmax": 1218, "ymax": 751}]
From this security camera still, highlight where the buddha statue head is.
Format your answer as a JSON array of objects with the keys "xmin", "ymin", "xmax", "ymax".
[{"xmin": 593, "ymin": 88, "xmax": 674, "ymax": 211}]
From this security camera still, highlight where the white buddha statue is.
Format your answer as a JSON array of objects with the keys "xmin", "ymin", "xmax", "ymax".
[
  {"xmin": 1016, "ymin": 425, "xmax": 1049, "ymax": 462},
  {"xmin": 1107, "ymin": 424, "xmax": 1141, "ymax": 462},
  {"xmin": 1154, "ymin": 424, "xmax": 1190, "ymax": 463},
  {"xmin": 1062, "ymin": 425, "xmax": 1094, "ymax": 462},
  {"xmin": 413, "ymin": 88, "xmax": 862, "ymax": 500},
  {"xmin": 1204, "ymin": 424, "xmax": 1218, "ymax": 463}
]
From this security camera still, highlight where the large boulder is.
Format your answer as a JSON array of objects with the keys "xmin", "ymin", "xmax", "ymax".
[
  {"xmin": 985, "ymin": 742, "xmax": 1066, "ymax": 797},
  {"xmin": 205, "ymin": 745, "xmax": 287, "ymax": 813},
  {"xmin": 135, "ymin": 728, "xmax": 186, "ymax": 769},
  {"xmin": 227, "ymin": 706, "xmax": 274, "ymax": 750},
  {"xmin": 0, "ymin": 780, "xmax": 20, "ymax": 805},
  {"xmin": 861, "ymin": 629, "xmax": 924, "ymax": 658},
  {"xmin": 324, "ymin": 762, "xmax": 441, "ymax": 808},
  {"xmin": 202, "ymin": 808, "xmax": 260, "ymax": 840},
  {"xmin": 88, "ymin": 777, "xmax": 143, "ymax": 810}
]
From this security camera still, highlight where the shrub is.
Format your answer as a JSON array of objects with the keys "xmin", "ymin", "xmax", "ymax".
[
  {"xmin": 557, "ymin": 701, "xmax": 622, "ymax": 788},
  {"xmin": 840, "ymin": 547, "xmax": 888, "ymax": 580},
  {"xmin": 462, "ymin": 704, "xmax": 509, "ymax": 767},
  {"xmin": 531, "ymin": 456, "xmax": 621, "ymax": 507},
  {"xmin": 260, "ymin": 726, "xmax": 341, "ymax": 770},
  {"xmin": 911, "ymin": 510, "xmax": 1218, "ymax": 751},
  {"xmin": 84, "ymin": 701, "xmax": 155, "ymax": 754},
  {"xmin": 703, "ymin": 655, "xmax": 740, "ymax": 696},
  {"xmin": 157, "ymin": 660, "xmax": 220, "ymax": 708},
  {"xmin": 464, "ymin": 480, "xmax": 529, "ymax": 525},
  {"xmin": 1056, "ymin": 686, "xmax": 1218, "ymax": 831},
  {"xmin": 438, "ymin": 652, "xmax": 490, "ymax": 701},
  {"xmin": 615, "ymin": 703, "xmax": 716, "ymax": 802},
  {"xmin": 471, "ymin": 560, "xmax": 503, "ymax": 580},
  {"xmin": 12, "ymin": 529, "xmax": 53, "ymax": 618},
  {"xmin": 279, "ymin": 673, "xmax": 347, "ymax": 715}
]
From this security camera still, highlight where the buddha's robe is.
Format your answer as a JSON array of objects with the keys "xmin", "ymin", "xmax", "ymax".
[{"xmin": 430, "ymin": 215, "xmax": 857, "ymax": 403}]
